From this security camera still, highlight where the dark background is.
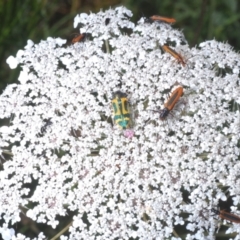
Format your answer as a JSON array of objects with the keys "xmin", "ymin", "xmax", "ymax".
[{"xmin": 0, "ymin": 0, "xmax": 239, "ymax": 239}]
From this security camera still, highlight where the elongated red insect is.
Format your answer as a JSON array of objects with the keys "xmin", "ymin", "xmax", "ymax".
[
  {"xmin": 153, "ymin": 86, "xmax": 183, "ymax": 120},
  {"xmin": 212, "ymin": 208, "xmax": 240, "ymax": 223},
  {"xmin": 162, "ymin": 45, "xmax": 186, "ymax": 67},
  {"xmin": 149, "ymin": 15, "xmax": 176, "ymax": 24},
  {"xmin": 72, "ymin": 33, "xmax": 87, "ymax": 44}
]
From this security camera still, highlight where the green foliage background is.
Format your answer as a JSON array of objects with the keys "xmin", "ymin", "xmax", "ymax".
[
  {"xmin": 0, "ymin": 0, "xmax": 239, "ymax": 239},
  {"xmin": 1, "ymin": 0, "xmax": 240, "ymax": 91}
]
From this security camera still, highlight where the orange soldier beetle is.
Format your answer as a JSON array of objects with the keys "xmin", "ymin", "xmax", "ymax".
[
  {"xmin": 72, "ymin": 28, "xmax": 92, "ymax": 44},
  {"xmin": 211, "ymin": 208, "xmax": 240, "ymax": 223},
  {"xmin": 162, "ymin": 45, "xmax": 186, "ymax": 67},
  {"xmin": 149, "ymin": 15, "xmax": 176, "ymax": 24},
  {"xmin": 152, "ymin": 86, "xmax": 183, "ymax": 120},
  {"xmin": 72, "ymin": 33, "xmax": 87, "ymax": 44}
]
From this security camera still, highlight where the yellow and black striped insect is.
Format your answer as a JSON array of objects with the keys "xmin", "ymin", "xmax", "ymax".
[
  {"xmin": 212, "ymin": 208, "xmax": 240, "ymax": 223},
  {"xmin": 112, "ymin": 91, "xmax": 132, "ymax": 129},
  {"xmin": 152, "ymin": 86, "xmax": 183, "ymax": 120}
]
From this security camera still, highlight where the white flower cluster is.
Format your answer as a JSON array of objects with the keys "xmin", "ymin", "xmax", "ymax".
[{"xmin": 2, "ymin": 6, "xmax": 240, "ymax": 240}]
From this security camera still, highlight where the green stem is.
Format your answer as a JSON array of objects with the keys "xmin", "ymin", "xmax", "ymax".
[{"xmin": 50, "ymin": 221, "xmax": 73, "ymax": 240}]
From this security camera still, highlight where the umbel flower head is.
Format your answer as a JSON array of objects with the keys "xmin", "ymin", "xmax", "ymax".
[{"xmin": 2, "ymin": 6, "xmax": 240, "ymax": 240}]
